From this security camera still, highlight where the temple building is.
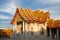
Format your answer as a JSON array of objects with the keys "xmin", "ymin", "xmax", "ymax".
[
  {"xmin": 46, "ymin": 19, "xmax": 60, "ymax": 37},
  {"xmin": 10, "ymin": 8, "xmax": 50, "ymax": 35},
  {"xmin": 46, "ymin": 19, "xmax": 60, "ymax": 28}
]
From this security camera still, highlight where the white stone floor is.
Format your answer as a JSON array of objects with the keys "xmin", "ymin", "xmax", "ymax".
[{"xmin": 0, "ymin": 31, "xmax": 59, "ymax": 40}]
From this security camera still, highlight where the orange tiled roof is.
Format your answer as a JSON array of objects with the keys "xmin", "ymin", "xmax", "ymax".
[
  {"xmin": 10, "ymin": 8, "xmax": 50, "ymax": 24},
  {"xmin": 47, "ymin": 19, "xmax": 60, "ymax": 28},
  {"xmin": 46, "ymin": 19, "xmax": 53, "ymax": 28},
  {"xmin": 10, "ymin": 8, "xmax": 19, "ymax": 24},
  {"xmin": 53, "ymin": 20, "xmax": 60, "ymax": 28}
]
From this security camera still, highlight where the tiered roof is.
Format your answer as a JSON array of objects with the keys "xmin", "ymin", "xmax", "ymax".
[
  {"xmin": 10, "ymin": 8, "xmax": 50, "ymax": 24},
  {"xmin": 46, "ymin": 19, "xmax": 53, "ymax": 28},
  {"xmin": 47, "ymin": 19, "xmax": 60, "ymax": 28},
  {"xmin": 53, "ymin": 20, "xmax": 60, "ymax": 28}
]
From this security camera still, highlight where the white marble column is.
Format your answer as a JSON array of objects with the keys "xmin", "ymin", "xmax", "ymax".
[
  {"xmin": 23, "ymin": 21, "xmax": 25, "ymax": 32},
  {"xmin": 25, "ymin": 22, "xmax": 29, "ymax": 32}
]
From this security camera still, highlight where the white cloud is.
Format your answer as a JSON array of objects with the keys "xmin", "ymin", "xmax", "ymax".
[
  {"xmin": 0, "ymin": 3, "xmax": 16, "ymax": 15},
  {"xmin": 41, "ymin": 5, "xmax": 60, "ymax": 20},
  {"xmin": 0, "ymin": 15, "xmax": 10, "ymax": 19},
  {"xmin": 49, "ymin": 0, "xmax": 60, "ymax": 3},
  {"xmin": 35, "ymin": 0, "xmax": 60, "ymax": 5}
]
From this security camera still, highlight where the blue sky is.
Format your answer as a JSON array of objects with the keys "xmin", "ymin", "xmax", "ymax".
[{"xmin": 0, "ymin": 0, "xmax": 60, "ymax": 28}]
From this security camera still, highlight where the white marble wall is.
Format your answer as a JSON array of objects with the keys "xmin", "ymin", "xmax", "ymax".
[
  {"xmin": 13, "ymin": 23, "xmax": 22, "ymax": 34},
  {"xmin": 13, "ymin": 22, "xmax": 46, "ymax": 35},
  {"xmin": 25, "ymin": 22, "xmax": 46, "ymax": 35}
]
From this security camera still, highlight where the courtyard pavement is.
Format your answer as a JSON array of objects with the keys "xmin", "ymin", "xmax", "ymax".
[{"xmin": 0, "ymin": 31, "xmax": 59, "ymax": 40}]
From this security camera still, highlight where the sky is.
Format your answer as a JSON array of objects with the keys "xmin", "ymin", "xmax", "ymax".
[{"xmin": 0, "ymin": 0, "xmax": 60, "ymax": 28}]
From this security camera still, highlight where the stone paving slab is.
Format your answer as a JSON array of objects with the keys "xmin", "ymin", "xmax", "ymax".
[{"xmin": 0, "ymin": 31, "xmax": 59, "ymax": 40}]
